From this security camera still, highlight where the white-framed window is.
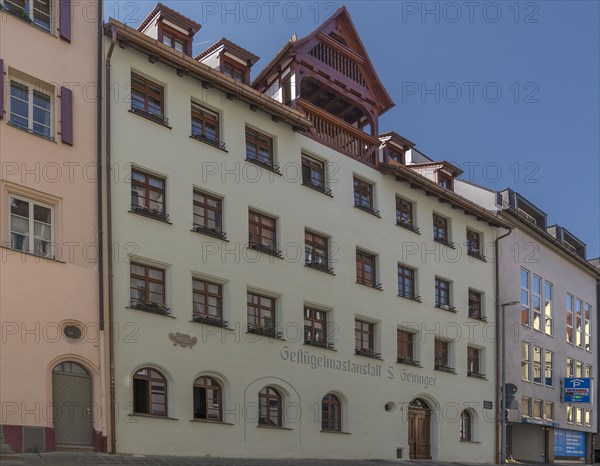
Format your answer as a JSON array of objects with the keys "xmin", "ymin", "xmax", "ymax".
[
  {"xmin": 544, "ymin": 281, "xmax": 553, "ymax": 335},
  {"xmin": 533, "ymin": 346, "xmax": 542, "ymax": 384},
  {"xmin": 9, "ymin": 194, "xmax": 53, "ymax": 258},
  {"xmin": 9, "ymin": 79, "xmax": 52, "ymax": 138},
  {"xmin": 2, "ymin": 0, "xmax": 52, "ymax": 32},
  {"xmin": 584, "ymin": 303, "xmax": 592, "ymax": 351},
  {"xmin": 532, "ymin": 275, "xmax": 542, "ymax": 331},
  {"xmin": 521, "ymin": 268, "xmax": 530, "ymax": 326},
  {"xmin": 544, "ymin": 350, "xmax": 553, "ymax": 387},
  {"xmin": 521, "ymin": 342, "xmax": 530, "ymax": 381},
  {"xmin": 576, "ymin": 299, "xmax": 584, "ymax": 347},
  {"xmin": 566, "ymin": 294, "xmax": 574, "ymax": 344}
]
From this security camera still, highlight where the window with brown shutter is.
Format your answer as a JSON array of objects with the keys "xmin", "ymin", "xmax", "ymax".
[{"xmin": 397, "ymin": 329, "xmax": 417, "ymax": 365}]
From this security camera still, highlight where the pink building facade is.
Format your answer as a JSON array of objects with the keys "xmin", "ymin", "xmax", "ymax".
[{"xmin": 0, "ymin": 0, "xmax": 106, "ymax": 452}]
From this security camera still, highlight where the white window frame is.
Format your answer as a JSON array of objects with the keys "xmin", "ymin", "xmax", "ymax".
[
  {"xmin": 2, "ymin": 0, "xmax": 53, "ymax": 32},
  {"xmin": 544, "ymin": 281, "xmax": 553, "ymax": 336},
  {"xmin": 8, "ymin": 78, "xmax": 53, "ymax": 139},
  {"xmin": 8, "ymin": 194, "xmax": 54, "ymax": 258}
]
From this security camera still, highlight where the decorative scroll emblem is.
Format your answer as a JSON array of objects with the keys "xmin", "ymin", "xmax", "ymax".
[{"xmin": 168, "ymin": 332, "xmax": 197, "ymax": 349}]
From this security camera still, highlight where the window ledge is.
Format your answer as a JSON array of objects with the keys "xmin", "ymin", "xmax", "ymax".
[
  {"xmin": 467, "ymin": 373, "xmax": 488, "ymax": 380},
  {"xmin": 245, "ymin": 157, "xmax": 282, "ymax": 175},
  {"xmin": 398, "ymin": 294, "xmax": 422, "ymax": 303},
  {"xmin": 191, "ymin": 226, "xmax": 228, "ymax": 241},
  {"xmin": 433, "ymin": 238, "xmax": 456, "ymax": 249},
  {"xmin": 304, "ymin": 263, "xmax": 335, "ymax": 275},
  {"xmin": 397, "ymin": 359, "xmax": 422, "ymax": 368},
  {"xmin": 435, "ymin": 305, "xmax": 457, "ymax": 313},
  {"xmin": 189, "ymin": 419, "xmax": 234, "ymax": 425},
  {"xmin": 304, "ymin": 341, "xmax": 336, "ymax": 351},
  {"xmin": 396, "ymin": 221, "xmax": 421, "ymax": 235},
  {"xmin": 256, "ymin": 425, "xmax": 293, "ymax": 431},
  {"xmin": 468, "ymin": 315, "xmax": 487, "ymax": 322},
  {"xmin": 247, "ymin": 245, "xmax": 283, "ymax": 259},
  {"xmin": 129, "ymin": 210, "xmax": 172, "ymax": 224},
  {"xmin": 126, "ymin": 306, "xmax": 175, "ymax": 318},
  {"xmin": 245, "ymin": 330, "xmax": 286, "ymax": 341},
  {"xmin": 128, "ymin": 413, "xmax": 178, "ymax": 420},
  {"xmin": 0, "ymin": 246, "xmax": 65, "ymax": 264},
  {"xmin": 189, "ymin": 320, "xmax": 236, "ymax": 332},
  {"xmin": 460, "ymin": 440, "xmax": 481, "ymax": 444},
  {"xmin": 128, "ymin": 109, "xmax": 172, "ymax": 129},
  {"xmin": 320, "ymin": 430, "xmax": 351, "ymax": 435},
  {"xmin": 467, "ymin": 252, "xmax": 488, "ymax": 262},
  {"xmin": 7, "ymin": 121, "xmax": 56, "ymax": 143},
  {"xmin": 189, "ymin": 134, "xmax": 228, "ymax": 152},
  {"xmin": 354, "ymin": 350, "xmax": 383, "ymax": 361},
  {"xmin": 356, "ymin": 281, "xmax": 383, "ymax": 291},
  {"xmin": 301, "ymin": 182, "xmax": 333, "ymax": 197},
  {"xmin": 434, "ymin": 366, "xmax": 456, "ymax": 374},
  {"xmin": 353, "ymin": 204, "xmax": 381, "ymax": 218}
]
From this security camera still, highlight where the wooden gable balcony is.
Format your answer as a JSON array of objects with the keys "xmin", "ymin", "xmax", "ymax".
[{"xmin": 295, "ymin": 99, "xmax": 380, "ymax": 166}]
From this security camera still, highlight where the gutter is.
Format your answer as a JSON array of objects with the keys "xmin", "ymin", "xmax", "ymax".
[
  {"xmin": 105, "ymin": 25, "xmax": 117, "ymax": 454},
  {"xmin": 495, "ymin": 226, "xmax": 513, "ymax": 464}
]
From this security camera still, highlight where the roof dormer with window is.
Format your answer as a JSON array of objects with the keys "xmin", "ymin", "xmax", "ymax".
[
  {"xmin": 196, "ymin": 38, "xmax": 259, "ymax": 85},
  {"xmin": 547, "ymin": 225, "xmax": 587, "ymax": 259},
  {"xmin": 498, "ymin": 189, "xmax": 548, "ymax": 229},
  {"xmin": 406, "ymin": 161, "xmax": 463, "ymax": 192},
  {"xmin": 138, "ymin": 3, "xmax": 201, "ymax": 56}
]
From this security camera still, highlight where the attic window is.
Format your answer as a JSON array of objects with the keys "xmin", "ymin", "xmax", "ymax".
[
  {"xmin": 223, "ymin": 59, "xmax": 246, "ymax": 83},
  {"xmin": 437, "ymin": 172, "xmax": 454, "ymax": 191},
  {"xmin": 163, "ymin": 34, "xmax": 185, "ymax": 53}
]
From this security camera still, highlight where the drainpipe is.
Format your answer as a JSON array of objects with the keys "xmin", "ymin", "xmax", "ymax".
[
  {"xmin": 495, "ymin": 226, "xmax": 513, "ymax": 463},
  {"xmin": 105, "ymin": 25, "xmax": 117, "ymax": 454}
]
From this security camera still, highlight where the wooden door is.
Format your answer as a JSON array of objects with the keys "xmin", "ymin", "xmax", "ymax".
[{"xmin": 408, "ymin": 406, "xmax": 431, "ymax": 459}]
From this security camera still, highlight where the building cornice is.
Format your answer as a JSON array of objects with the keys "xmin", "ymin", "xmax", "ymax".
[
  {"xmin": 104, "ymin": 20, "xmax": 312, "ymax": 132},
  {"xmin": 379, "ymin": 162, "xmax": 511, "ymax": 229}
]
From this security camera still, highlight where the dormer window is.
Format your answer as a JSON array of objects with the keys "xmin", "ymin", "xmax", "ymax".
[
  {"xmin": 162, "ymin": 34, "xmax": 185, "ymax": 53},
  {"xmin": 437, "ymin": 172, "xmax": 454, "ymax": 191},
  {"xmin": 223, "ymin": 61, "xmax": 245, "ymax": 83}
]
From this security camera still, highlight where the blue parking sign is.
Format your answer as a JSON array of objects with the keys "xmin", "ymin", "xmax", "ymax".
[{"xmin": 563, "ymin": 378, "xmax": 592, "ymax": 403}]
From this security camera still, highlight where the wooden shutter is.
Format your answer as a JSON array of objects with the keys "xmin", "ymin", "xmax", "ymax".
[
  {"xmin": 61, "ymin": 86, "xmax": 73, "ymax": 145},
  {"xmin": 60, "ymin": 0, "xmax": 72, "ymax": 42},
  {"xmin": 0, "ymin": 59, "xmax": 4, "ymax": 120}
]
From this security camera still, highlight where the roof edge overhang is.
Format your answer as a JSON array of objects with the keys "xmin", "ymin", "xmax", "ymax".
[
  {"xmin": 501, "ymin": 210, "xmax": 600, "ymax": 278},
  {"xmin": 379, "ymin": 162, "xmax": 510, "ymax": 229},
  {"xmin": 105, "ymin": 20, "xmax": 311, "ymax": 131}
]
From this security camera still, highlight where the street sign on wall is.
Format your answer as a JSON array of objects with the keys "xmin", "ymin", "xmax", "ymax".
[{"xmin": 563, "ymin": 378, "xmax": 592, "ymax": 403}]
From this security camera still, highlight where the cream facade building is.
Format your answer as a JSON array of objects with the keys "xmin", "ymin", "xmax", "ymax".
[{"xmin": 103, "ymin": 5, "xmax": 510, "ymax": 461}]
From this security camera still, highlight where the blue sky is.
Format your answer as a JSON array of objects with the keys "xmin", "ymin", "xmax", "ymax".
[{"xmin": 105, "ymin": 1, "xmax": 600, "ymax": 258}]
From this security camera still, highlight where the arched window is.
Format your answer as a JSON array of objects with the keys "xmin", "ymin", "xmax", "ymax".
[
  {"xmin": 133, "ymin": 368, "xmax": 167, "ymax": 416},
  {"xmin": 321, "ymin": 394, "xmax": 342, "ymax": 431},
  {"xmin": 460, "ymin": 410, "xmax": 472, "ymax": 441},
  {"xmin": 258, "ymin": 386, "xmax": 282, "ymax": 427},
  {"xmin": 193, "ymin": 376, "xmax": 222, "ymax": 421}
]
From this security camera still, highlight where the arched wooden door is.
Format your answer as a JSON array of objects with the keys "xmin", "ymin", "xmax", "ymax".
[
  {"xmin": 408, "ymin": 398, "xmax": 431, "ymax": 460},
  {"xmin": 52, "ymin": 362, "xmax": 93, "ymax": 447}
]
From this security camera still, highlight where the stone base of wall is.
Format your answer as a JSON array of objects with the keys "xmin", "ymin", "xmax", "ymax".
[{"xmin": 0, "ymin": 425, "xmax": 106, "ymax": 453}]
